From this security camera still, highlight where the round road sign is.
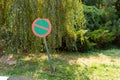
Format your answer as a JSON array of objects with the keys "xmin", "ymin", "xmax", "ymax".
[{"xmin": 32, "ymin": 18, "xmax": 52, "ymax": 37}]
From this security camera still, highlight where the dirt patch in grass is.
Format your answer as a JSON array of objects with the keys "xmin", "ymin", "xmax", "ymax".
[{"xmin": 0, "ymin": 54, "xmax": 17, "ymax": 65}]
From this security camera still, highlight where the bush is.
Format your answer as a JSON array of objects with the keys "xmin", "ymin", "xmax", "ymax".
[
  {"xmin": 83, "ymin": 5, "xmax": 103, "ymax": 31},
  {"xmin": 76, "ymin": 29, "xmax": 94, "ymax": 51},
  {"xmin": 113, "ymin": 19, "xmax": 120, "ymax": 47},
  {"xmin": 88, "ymin": 29, "xmax": 115, "ymax": 48},
  {"xmin": 83, "ymin": 3, "xmax": 119, "ymax": 49}
]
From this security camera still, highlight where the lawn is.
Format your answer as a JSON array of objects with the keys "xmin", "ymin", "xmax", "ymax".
[{"xmin": 0, "ymin": 48, "xmax": 120, "ymax": 80}]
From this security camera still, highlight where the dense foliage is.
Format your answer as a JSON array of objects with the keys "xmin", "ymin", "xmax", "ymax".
[{"xmin": 0, "ymin": 0, "xmax": 120, "ymax": 53}]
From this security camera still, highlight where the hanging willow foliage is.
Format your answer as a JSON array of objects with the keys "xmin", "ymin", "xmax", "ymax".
[
  {"xmin": 0, "ymin": 0, "xmax": 86, "ymax": 53},
  {"xmin": 42, "ymin": 0, "xmax": 86, "ymax": 51},
  {"xmin": 5, "ymin": 0, "xmax": 43, "ymax": 53}
]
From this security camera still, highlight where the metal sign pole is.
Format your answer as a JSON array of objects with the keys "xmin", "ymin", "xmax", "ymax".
[{"xmin": 43, "ymin": 37, "xmax": 54, "ymax": 73}]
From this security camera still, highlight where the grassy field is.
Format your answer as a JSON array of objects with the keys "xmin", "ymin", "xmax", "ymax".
[{"xmin": 0, "ymin": 48, "xmax": 120, "ymax": 80}]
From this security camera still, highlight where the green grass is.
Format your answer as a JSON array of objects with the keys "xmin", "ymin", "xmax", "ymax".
[{"xmin": 0, "ymin": 48, "xmax": 120, "ymax": 80}]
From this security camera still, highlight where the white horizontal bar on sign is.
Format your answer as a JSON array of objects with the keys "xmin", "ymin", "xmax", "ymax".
[{"xmin": 0, "ymin": 76, "xmax": 9, "ymax": 80}]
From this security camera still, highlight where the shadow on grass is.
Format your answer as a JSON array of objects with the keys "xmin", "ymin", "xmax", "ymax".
[
  {"xmin": 0, "ymin": 60, "xmax": 39, "ymax": 77},
  {"xmin": 99, "ymin": 48, "xmax": 120, "ymax": 58},
  {"xmin": 60, "ymin": 47, "xmax": 120, "ymax": 59},
  {"xmin": 36, "ymin": 58, "xmax": 90, "ymax": 80},
  {"xmin": 0, "ymin": 54, "xmax": 91, "ymax": 80}
]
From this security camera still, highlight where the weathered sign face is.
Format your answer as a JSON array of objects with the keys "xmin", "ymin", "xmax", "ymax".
[{"xmin": 32, "ymin": 18, "xmax": 52, "ymax": 38}]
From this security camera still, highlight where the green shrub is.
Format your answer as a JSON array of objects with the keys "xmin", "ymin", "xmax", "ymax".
[
  {"xmin": 115, "ymin": 0, "xmax": 120, "ymax": 17},
  {"xmin": 113, "ymin": 19, "xmax": 120, "ymax": 47},
  {"xmin": 76, "ymin": 29, "xmax": 94, "ymax": 51},
  {"xmin": 65, "ymin": 29, "xmax": 77, "ymax": 51},
  {"xmin": 89, "ymin": 29, "xmax": 115, "ymax": 48},
  {"xmin": 83, "ymin": 3, "xmax": 119, "ymax": 49},
  {"xmin": 83, "ymin": 5, "xmax": 103, "ymax": 31}
]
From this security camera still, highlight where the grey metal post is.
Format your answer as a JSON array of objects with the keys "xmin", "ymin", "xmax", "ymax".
[{"xmin": 43, "ymin": 37, "xmax": 54, "ymax": 73}]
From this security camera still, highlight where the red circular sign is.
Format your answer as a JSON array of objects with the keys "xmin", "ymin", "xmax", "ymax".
[{"xmin": 32, "ymin": 18, "xmax": 52, "ymax": 37}]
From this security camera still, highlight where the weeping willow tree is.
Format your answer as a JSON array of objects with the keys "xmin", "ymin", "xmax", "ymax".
[
  {"xmin": 42, "ymin": 0, "xmax": 86, "ymax": 51},
  {"xmin": 0, "ymin": 0, "xmax": 7, "ymax": 25},
  {"xmin": 3, "ymin": 0, "xmax": 43, "ymax": 53},
  {"xmin": 1, "ymin": 0, "xmax": 86, "ymax": 53},
  {"xmin": 0, "ymin": 0, "xmax": 12, "ymax": 51}
]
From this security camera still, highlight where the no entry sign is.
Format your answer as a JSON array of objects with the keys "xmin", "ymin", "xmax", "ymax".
[{"xmin": 32, "ymin": 18, "xmax": 52, "ymax": 37}]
